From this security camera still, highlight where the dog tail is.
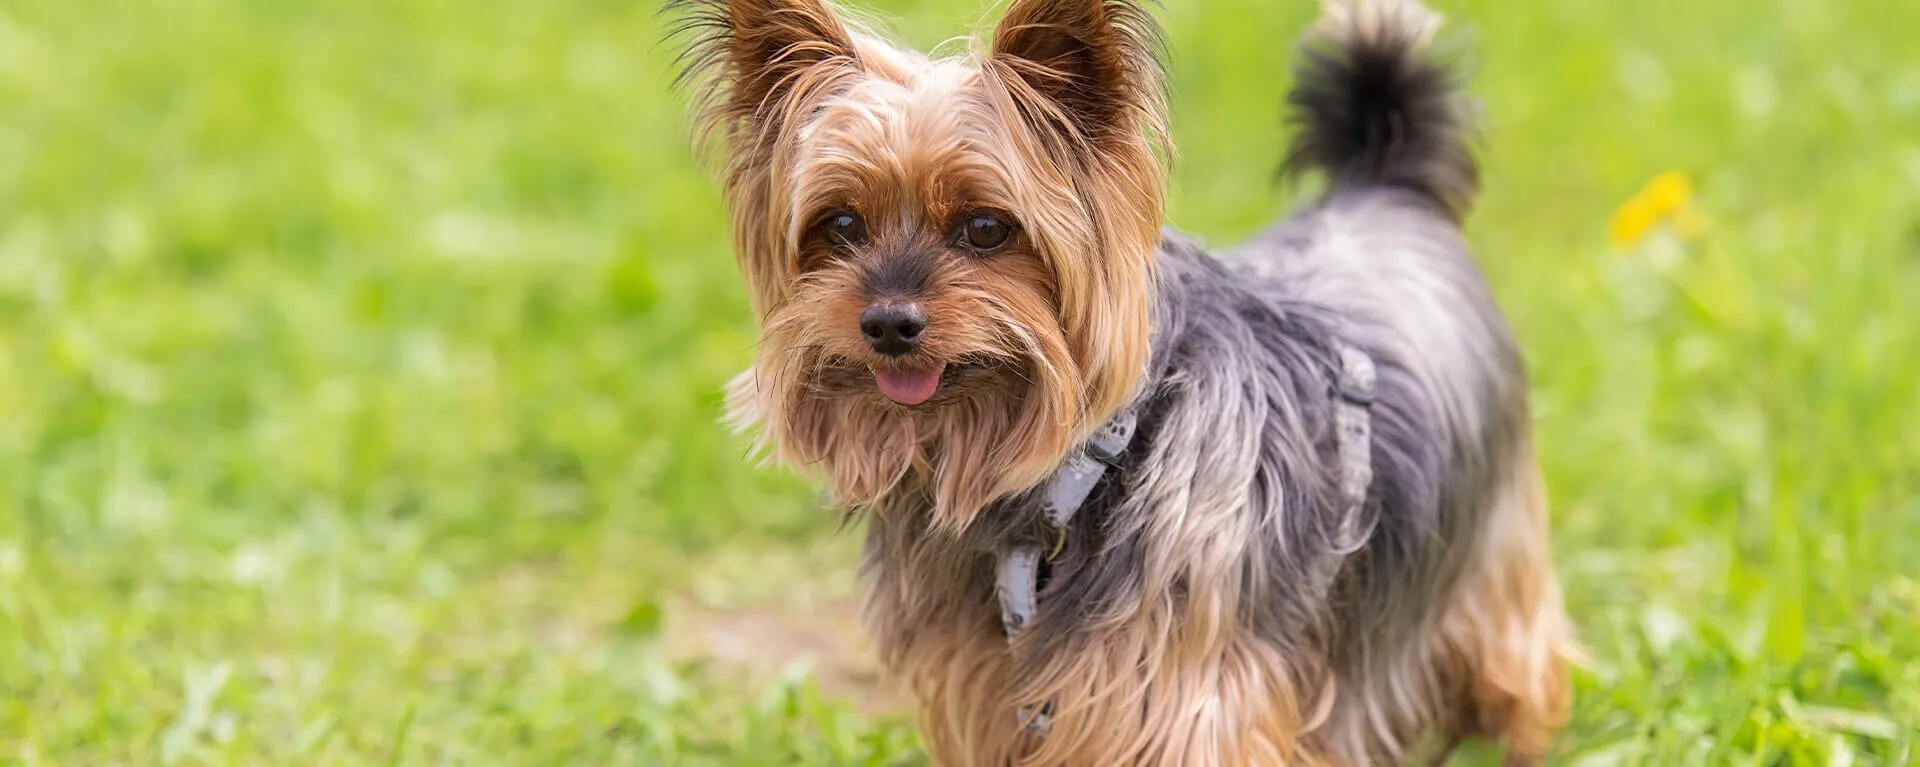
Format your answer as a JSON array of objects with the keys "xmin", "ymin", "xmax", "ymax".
[{"xmin": 1282, "ymin": 0, "xmax": 1477, "ymax": 221}]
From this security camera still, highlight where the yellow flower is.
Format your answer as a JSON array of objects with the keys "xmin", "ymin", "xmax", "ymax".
[
  {"xmin": 1608, "ymin": 196, "xmax": 1659, "ymax": 247},
  {"xmin": 1609, "ymin": 171, "xmax": 1704, "ymax": 248},
  {"xmin": 1641, "ymin": 171, "xmax": 1693, "ymax": 212}
]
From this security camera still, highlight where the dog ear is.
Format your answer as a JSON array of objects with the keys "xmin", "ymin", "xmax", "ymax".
[
  {"xmin": 672, "ymin": 0, "xmax": 860, "ymax": 131},
  {"xmin": 987, "ymin": 0, "xmax": 1164, "ymax": 148}
]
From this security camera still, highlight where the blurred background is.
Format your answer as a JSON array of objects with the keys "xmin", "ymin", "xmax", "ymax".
[{"xmin": 2, "ymin": 0, "xmax": 1916, "ymax": 763}]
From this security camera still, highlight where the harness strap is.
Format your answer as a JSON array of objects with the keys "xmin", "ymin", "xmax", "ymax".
[
  {"xmin": 991, "ymin": 339, "xmax": 1375, "ymax": 738},
  {"xmin": 992, "ymin": 410, "xmax": 1135, "ymax": 735},
  {"xmin": 1330, "ymin": 339, "xmax": 1377, "ymax": 547}
]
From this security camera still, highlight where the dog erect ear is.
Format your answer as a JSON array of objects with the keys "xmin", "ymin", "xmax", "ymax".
[
  {"xmin": 671, "ymin": 0, "xmax": 860, "ymax": 130},
  {"xmin": 987, "ymin": 0, "xmax": 1164, "ymax": 147}
]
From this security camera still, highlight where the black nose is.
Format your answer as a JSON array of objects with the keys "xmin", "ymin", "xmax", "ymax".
[{"xmin": 859, "ymin": 302, "xmax": 926, "ymax": 357}]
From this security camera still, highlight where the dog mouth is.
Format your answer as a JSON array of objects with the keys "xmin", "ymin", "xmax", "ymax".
[
  {"xmin": 799, "ymin": 353, "xmax": 1010, "ymax": 406},
  {"xmin": 834, "ymin": 357, "xmax": 1001, "ymax": 407},
  {"xmin": 874, "ymin": 365, "xmax": 944, "ymax": 406}
]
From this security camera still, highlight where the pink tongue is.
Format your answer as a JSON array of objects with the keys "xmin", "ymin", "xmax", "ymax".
[{"xmin": 874, "ymin": 367, "xmax": 943, "ymax": 405}]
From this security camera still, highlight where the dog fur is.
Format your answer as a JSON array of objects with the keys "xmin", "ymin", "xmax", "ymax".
[{"xmin": 672, "ymin": 0, "xmax": 1577, "ymax": 762}]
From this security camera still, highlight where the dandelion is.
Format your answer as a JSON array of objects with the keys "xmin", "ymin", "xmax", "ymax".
[{"xmin": 1609, "ymin": 170, "xmax": 1705, "ymax": 248}]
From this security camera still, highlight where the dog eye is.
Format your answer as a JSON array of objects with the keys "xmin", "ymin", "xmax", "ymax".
[
  {"xmin": 962, "ymin": 215, "xmax": 1013, "ymax": 251},
  {"xmin": 818, "ymin": 211, "xmax": 868, "ymax": 247}
]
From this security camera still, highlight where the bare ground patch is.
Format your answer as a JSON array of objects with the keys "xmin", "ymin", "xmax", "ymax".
[{"xmin": 661, "ymin": 539, "xmax": 906, "ymax": 715}]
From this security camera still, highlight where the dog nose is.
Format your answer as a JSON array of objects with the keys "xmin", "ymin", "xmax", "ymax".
[{"xmin": 860, "ymin": 302, "xmax": 926, "ymax": 357}]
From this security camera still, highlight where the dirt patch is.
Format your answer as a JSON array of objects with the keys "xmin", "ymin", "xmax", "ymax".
[{"xmin": 665, "ymin": 593, "xmax": 906, "ymax": 715}]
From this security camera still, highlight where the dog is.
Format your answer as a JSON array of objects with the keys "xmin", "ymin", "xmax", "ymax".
[{"xmin": 671, "ymin": 0, "xmax": 1578, "ymax": 762}]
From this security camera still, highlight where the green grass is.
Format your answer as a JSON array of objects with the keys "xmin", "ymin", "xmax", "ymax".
[{"xmin": 2, "ymin": 0, "xmax": 1916, "ymax": 763}]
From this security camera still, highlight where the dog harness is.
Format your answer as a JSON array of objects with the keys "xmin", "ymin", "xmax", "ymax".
[{"xmin": 991, "ymin": 338, "xmax": 1377, "ymax": 736}]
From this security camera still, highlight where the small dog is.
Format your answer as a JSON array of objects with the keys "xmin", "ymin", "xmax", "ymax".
[{"xmin": 672, "ymin": 0, "xmax": 1577, "ymax": 762}]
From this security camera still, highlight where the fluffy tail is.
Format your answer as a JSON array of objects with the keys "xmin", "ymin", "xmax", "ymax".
[{"xmin": 1282, "ymin": 0, "xmax": 1478, "ymax": 221}]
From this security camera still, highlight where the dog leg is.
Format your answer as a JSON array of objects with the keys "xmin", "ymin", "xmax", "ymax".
[{"xmin": 1440, "ymin": 434, "xmax": 1578, "ymax": 763}]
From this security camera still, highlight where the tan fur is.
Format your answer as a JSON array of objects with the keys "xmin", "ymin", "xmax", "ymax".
[
  {"xmin": 1304, "ymin": 430, "xmax": 1579, "ymax": 765},
  {"xmin": 1313, "ymin": 0, "xmax": 1442, "ymax": 51},
  {"xmin": 1439, "ymin": 433, "xmax": 1578, "ymax": 762},
  {"xmin": 882, "ymin": 535, "xmax": 1322, "ymax": 765},
  {"xmin": 681, "ymin": 0, "xmax": 1164, "ymax": 529}
]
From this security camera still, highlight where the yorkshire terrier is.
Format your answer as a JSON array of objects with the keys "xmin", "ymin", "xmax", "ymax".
[{"xmin": 672, "ymin": 0, "xmax": 1577, "ymax": 762}]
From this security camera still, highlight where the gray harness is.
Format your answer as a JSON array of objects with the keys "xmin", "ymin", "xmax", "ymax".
[{"xmin": 991, "ymin": 339, "xmax": 1377, "ymax": 736}]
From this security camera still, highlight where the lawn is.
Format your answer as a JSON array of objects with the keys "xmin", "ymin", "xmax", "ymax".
[{"xmin": 1, "ymin": 0, "xmax": 1916, "ymax": 763}]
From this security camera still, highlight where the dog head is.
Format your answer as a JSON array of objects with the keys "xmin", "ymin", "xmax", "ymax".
[{"xmin": 674, "ymin": 0, "xmax": 1166, "ymax": 529}]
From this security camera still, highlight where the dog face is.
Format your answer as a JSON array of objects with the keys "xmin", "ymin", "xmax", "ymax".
[{"xmin": 675, "ymin": 0, "xmax": 1167, "ymax": 528}]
